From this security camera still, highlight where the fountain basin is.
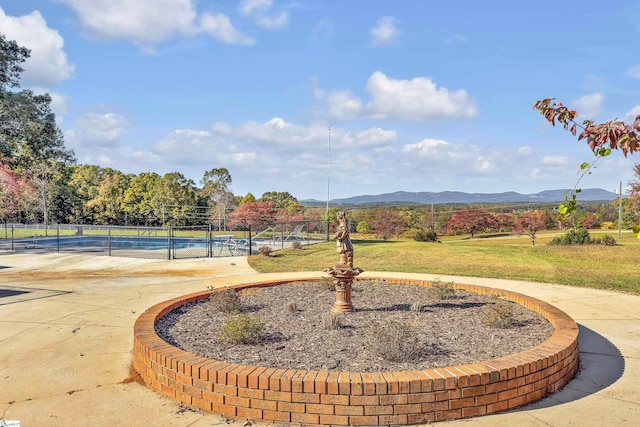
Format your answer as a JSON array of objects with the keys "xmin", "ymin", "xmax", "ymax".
[{"xmin": 132, "ymin": 277, "xmax": 579, "ymax": 425}]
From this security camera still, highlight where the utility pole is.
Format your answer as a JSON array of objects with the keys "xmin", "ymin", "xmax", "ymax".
[
  {"xmin": 326, "ymin": 126, "xmax": 331, "ymax": 241},
  {"xmin": 618, "ymin": 181, "xmax": 623, "ymax": 238}
]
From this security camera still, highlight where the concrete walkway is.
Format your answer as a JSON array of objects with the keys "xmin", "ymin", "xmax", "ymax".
[{"xmin": 0, "ymin": 253, "xmax": 638, "ymax": 426}]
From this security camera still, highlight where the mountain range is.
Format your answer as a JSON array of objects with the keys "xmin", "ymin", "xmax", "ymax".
[{"xmin": 302, "ymin": 188, "xmax": 619, "ymax": 206}]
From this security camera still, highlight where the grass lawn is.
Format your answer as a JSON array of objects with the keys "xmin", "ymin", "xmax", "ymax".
[{"xmin": 249, "ymin": 232, "xmax": 640, "ymax": 294}]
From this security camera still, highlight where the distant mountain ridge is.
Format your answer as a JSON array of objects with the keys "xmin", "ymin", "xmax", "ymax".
[{"xmin": 302, "ymin": 188, "xmax": 619, "ymax": 206}]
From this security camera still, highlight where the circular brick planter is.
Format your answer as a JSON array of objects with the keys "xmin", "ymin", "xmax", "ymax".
[{"xmin": 132, "ymin": 277, "xmax": 579, "ymax": 425}]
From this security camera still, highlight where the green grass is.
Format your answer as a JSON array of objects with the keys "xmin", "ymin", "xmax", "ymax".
[{"xmin": 249, "ymin": 237, "xmax": 640, "ymax": 294}]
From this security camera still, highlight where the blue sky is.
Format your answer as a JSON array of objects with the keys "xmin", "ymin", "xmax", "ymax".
[{"xmin": 2, "ymin": 1, "xmax": 640, "ymax": 200}]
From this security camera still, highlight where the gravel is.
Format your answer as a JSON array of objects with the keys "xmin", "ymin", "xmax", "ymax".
[{"xmin": 155, "ymin": 280, "xmax": 554, "ymax": 372}]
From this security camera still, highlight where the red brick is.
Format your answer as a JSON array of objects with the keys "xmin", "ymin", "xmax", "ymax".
[
  {"xmin": 408, "ymin": 413, "xmax": 435, "ymax": 424},
  {"xmin": 402, "ymin": 370, "xmax": 422, "ymax": 394},
  {"xmin": 250, "ymin": 399, "xmax": 277, "ymax": 411},
  {"xmin": 264, "ymin": 390, "xmax": 291, "ymax": 402},
  {"xmin": 306, "ymin": 403, "xmax": 335, "ymax": 415},
  {"xmin": 327, "ymin": 371, "xmax": 340, "ymax": 394},
  {"xmin": 246, "ymin": 366, "xmax": 265, "ymax": 389},
  {"xmin": 508, "ymin": 395, "xmax": 527, "ymax": 409},
  {"xmin": 393, "ymin": 403, "xmax": 422, "ymax": 414},
  {"xmin": 425, "ymin": 369, "xmax": 446, "ymax": 390},
  {"xmin": 225, "ymin": 395, "xmax": 250, "ymax": 408},
  {"xmin": 292, "ymin": 392, "xmax": 320, "ymax": 404},
  {"xmin": 407, "ymin": 392, "xmax": 435, "ymax": 404},
  {"xmin": 269, "ymin": 369, "xmax": 287, "ymax": 391},
  {"xmin": 435, "ymin": 389, "xmax": 461, "ymax": 401},
  {"xmin": 350, "ymin": 395, "xmax": 379, "ymax": 406},
  {"xmin": 258, "ymin": 368, "xmax": 276, "ymax": 389},
  {"xmin": 462, "ymin": 405, "xmax": 486, "ymax": 418},
  {"xmin": 309, "ymin": 370, "xmax": 325, "ymax": 395},
  {"xmin": 379, "ymin": 414, "xmax": 408, "ymax": 425},
  {"xmin": 277, "ymin": 401, "xmax": 305, "ymax": 413},
  {"xmin": 449, "ymin": 397, "xmax": 475, "ymax": 410},
  {"xmin": 303, "ymin": 370, "xmax": 319, "ymax": 393},
  {"xmin": 349, "ymin": 415, "xmax": 379, "ymax": 425},
  {"xmin": 321, "ymin": 394, "xmax": 349, "ymax": 405},
  {"xmin": 486, "ymin": 400, "xmax": 508, "ymax": 414},
  {"xmin": 212, "ymin": 403, "xmax": 236, "ymax": 417},
  {"xmin": 334, "ymin": 405, "xmax": 364, "ymax": 416},
  {"xmin": 338, "ymin": 371, "xmax": 351, "ymax": 394},
  {"xmin": 371, "ymin": 372, "xmax": 387, "ymax": 394},
  {"xmin": 291, "ymin": 370, "xmax": 307, "ymax": 393},
  {"xmin": 364, "ymin": 405, "xmax": 393, "ymax": 415},
  {"xmin": 202, "ymin": 390, "xmax": 224, "ymax": 404},
  {"xmin": 278, "ymin": 369, "xmax": 296, "ymax": 392},
  {"xmin": 319, "ymin": 414, "xmax": 349, "ymax": 425},
  {"xmin": 192, "ymin": 397, "xmax": 213, "ymax": 412},
  {"xmin": 461, "ymin": 385, "xmax": 486, "ymax": 398},
  {"xmin": 262, "ymin": 410, "xmax": 290, "ymax": 422},
  {"xmin": 435, "ymin": 409, "xmax": 462, "ymax": 421},
  {"xmin": 379, "ymin": 394, "xmax": 407, "ymax": 405},
  {"xmin": 350, "ymin": 372, "xmax": 364, "ymax": 395},
  {"xmin": 360, "ymin": 372, "xmax": 376, "ymax": 395},
  {"xmin": 238, "ymin": 387, "xmax": 263, "ymax": 399},
  {"xmin": 236, "ymin": 406, "xmax": 262, "ymax": 420},
  {"xmin": 382, "ymin": 372, "xmax": 399, "ymax": 394},
  {"xmin": 498, "ymin": 388, "xmax": 518, "ymax": 401},
  {"xmin": 291, "ymin": 412, "xmax": 319, "ymax": 424}
]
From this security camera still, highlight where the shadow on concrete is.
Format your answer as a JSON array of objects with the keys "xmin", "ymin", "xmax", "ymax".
[{"xmin": 519, "ymin": 323, "xmax": 625, "ymax": 410}]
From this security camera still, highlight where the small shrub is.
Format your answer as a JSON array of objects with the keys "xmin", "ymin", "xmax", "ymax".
[
  {"xmin": 321, "ymin": 312, "xmax": 343, "ymax": 330},
  {"xmin": 317, "ymin": 276, "xmax": 336, "ymax": 292},
  {"xmin": 258, "ymin": 246, "xmax": 273, "ymax": 256},
  {"xmin": 486, "ymin": 301, "xmax": 518, "ymax": 328},
  {"xmin": 220, "ymin": 314, "xmax": 265, "ymax": 344},
  {"xmin": 414, "ymin": 229, "xmax": 440, "ymax": 242},
  {"xmin": 632, "ymin": 223, "xmax": 640, "ymax": 234},
  {"xmin": 209, "ymin": 288, "xmax": 242, "ymax": 314},
  {"xmin": 367, "ymin": 320, "xmax": 422, "ymax": 362},
  {"xmin": 428, "ymin": 280, "xmax": 456, "ymax": 300},
  {"xmin": 410, "ymin": 301, "xmax": 424, "ymax": 312},
  {"xmin": 598, "ymin": 234, "xmax": 617, "ymax": 246},
  {"xmin": 285, "ymin": 301, "xmax": 298, "ymax": 313},
  {"xmin": 291, "ymin": 241, "xmax": 303, "ymax": 250},
  {"xmin": 550, "ymin": 227, "xmax": 592, "ymax": 245}
]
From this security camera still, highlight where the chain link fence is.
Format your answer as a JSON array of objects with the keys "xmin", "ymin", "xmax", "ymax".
[{"xmin": 0, "ymin": 221, "xmax": 327, "ymax": 259}]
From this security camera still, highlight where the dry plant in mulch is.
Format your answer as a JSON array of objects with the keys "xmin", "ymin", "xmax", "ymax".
[{"xmin": 155, "ymin": 281, "xmax": 554, "ymax": 372}]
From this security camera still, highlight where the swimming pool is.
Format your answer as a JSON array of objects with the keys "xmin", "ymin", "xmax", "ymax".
[{"xmin": 3, "ymin": 235, "xmax": 250, "ymax": 259}]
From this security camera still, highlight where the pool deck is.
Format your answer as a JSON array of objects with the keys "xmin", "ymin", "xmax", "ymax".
[{"xmin": 0, "ymin": 252, "xmax": 639, "ymax": 426}]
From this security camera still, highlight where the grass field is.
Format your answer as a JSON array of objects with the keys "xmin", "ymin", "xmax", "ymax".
[{"xmin": 249, "ymin": 230, "xmax": 640, "ymax": 295}]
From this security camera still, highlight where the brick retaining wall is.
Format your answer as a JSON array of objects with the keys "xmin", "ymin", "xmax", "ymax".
[{"xmin": 132, "ymin": 278, "xmax": 579, "ymax": 425}]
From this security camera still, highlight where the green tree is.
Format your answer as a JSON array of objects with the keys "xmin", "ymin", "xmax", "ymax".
[
  {"xmin": 0, "ymin": 33, "xmax": 74, "ymax": 225},
  {"xmin": 122, "ymin": 172, "xmax": 163, "ymax": 225},
  {"xmin": 201, "ymin": 168, "xmax": 235, "ymax": 227}
]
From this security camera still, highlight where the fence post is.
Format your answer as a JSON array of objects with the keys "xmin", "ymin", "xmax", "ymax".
[
  {"xmin": 11, "ymin": 224, "xmax": 14, "ymax": 251},
  {"xmin": 108, "ymin": 227, "xmax": 112, "ymax": 256},
  {"xmin": 57, "ymin": 225, "xmax": 60, "ymax": 253},
  {"xmin": 248, "ymin": 224, "xmax": 252, "ymax": 256},
  {"xmin": 208, "ymin": 223, "xmax": 212, "ymax": 257},
  {"xmin": 167, "ymin": 226, "xmax": 172, "ymax": 260}
]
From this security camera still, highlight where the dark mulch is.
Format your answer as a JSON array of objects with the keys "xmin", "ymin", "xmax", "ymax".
[{"xmin": 155, "ymin": 281, "xmax": 554, "ymax": 372}]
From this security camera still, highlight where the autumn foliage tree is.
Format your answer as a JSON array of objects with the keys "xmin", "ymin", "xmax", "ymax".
[
  {"xmin": 228, "ymin": 200, "xmax": 276, "ymax": 230},
  {"xmin": 445, "ymin": 209, "xmax": 497, "ymax": 238},
  {"xmin": 515, "ymin": 211, "xmax": 547, "ymax": 246},
  {"xmin": 369, "ymin": 209, "xmax": 407, "ymax": 240}
]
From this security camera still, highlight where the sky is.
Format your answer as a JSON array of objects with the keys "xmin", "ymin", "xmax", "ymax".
[{"xmin": 1, "ymin": 1, "xmax": 640, "ymax": 201}]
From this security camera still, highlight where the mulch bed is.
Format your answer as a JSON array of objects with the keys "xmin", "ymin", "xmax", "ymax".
[{"xmin": 156, "ymin": 280, "xmax": 554, "ymax": 372}]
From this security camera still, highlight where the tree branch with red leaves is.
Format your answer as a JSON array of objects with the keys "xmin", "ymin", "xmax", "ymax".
[{"xmin": 533, "ymin": 98, "xmax": 640, "ymax": 219}]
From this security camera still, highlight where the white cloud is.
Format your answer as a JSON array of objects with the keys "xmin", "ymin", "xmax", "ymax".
[
  {"xmin": 68, "ymin": 112, "xmax": 132, "ymax": 148},
  {"xmin": 623, "ymin": 105, "xmax": 640, "ymax": 123},
  {"xmin": 626, "ymin": 65, "xmax": 640, "ymax": 79},
  {"xmin": 0, "ymin": 8, "xmax": 74, "ymax": 87},
  {"xmin": 571, "ymin": 93, "xmax": 604, "ymax": 119},
  {"xmin": 402, "ymin": 139, "xmax": 450, "ymax": 156},
  {"xmin": 323, "ymin": 71, "xmax": 477, "ymax": 121},
  {"xmin": 59, "ymin": 0, "xmax": 254, "ymax": 47},
  {"xmin": 370, "ymin": 16, "xmax": 399, "ymax": 46},
  {"xmin": 541, "ymin": 155, "xmax": 569, "ymax": 166},
  {"xmin": 239, "ymin": 0, "xmax": 288, "ymax": 29},
  {"xmin": 199, "ymin": 13, "xmax": 255, "ymax": 45}
]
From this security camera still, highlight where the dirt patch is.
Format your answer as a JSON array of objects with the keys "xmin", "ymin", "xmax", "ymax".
[{"xmin": 156, "ymin": 280, "xmax": 554, "ymax": 372}]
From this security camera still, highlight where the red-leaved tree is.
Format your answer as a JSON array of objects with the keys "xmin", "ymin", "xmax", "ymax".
[
  {"xmin": 369, "ymin": 209, "xmax": 407, "ymax": 240},
  {"xmin": 228, "ymin": 201, "xmax": 276, "ymax": 231},
  {"xmin": 445, "ymin": 209, "xmax": 497, "ymax": 238},
  {"xmin": 515, "ymin": 211, "xmax": 547, "ymax": 246}
]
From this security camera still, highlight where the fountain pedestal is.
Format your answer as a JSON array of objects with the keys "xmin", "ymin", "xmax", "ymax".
[{"xmin": 325, "ymin": 263, "xmax": 363, "ymax": 313}]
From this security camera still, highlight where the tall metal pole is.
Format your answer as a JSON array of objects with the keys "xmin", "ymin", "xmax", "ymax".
[
  {"xmin": 326, "ymin": 126, "xmax": 331, "ymax": 241},
  {"xmin": 618, "ymin": 181, "xmax": 623, "ymax": 238}
]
